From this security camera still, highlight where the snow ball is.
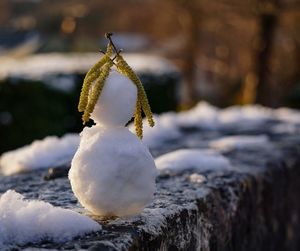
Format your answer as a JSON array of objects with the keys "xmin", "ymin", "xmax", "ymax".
[
  {"xmin": 0, "ymin": 134, "xmax": 79, "ymax": 176},
  {"xmin": 155, "ymin": 149, "xmax": 231, "ymax": 174},
  {"xmin": 0, "ymin": 190, "xmax": 100, "ymax": 248},
  {"xmin": 91, "ymin": 70, "xmax": 137, "ymax": 127},
  {"xmin": 209, "ymin": 135, "xmax": 269, "ymax": 151},
  {"xmin": 69, "ymin": 126, "xmax": 157, "ymax": 217},
  {"xmin": 189, "ymin": 173, "xmax": 206, "ymax": 183}
]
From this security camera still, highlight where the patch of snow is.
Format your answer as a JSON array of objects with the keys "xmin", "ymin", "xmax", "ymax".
[
  {"xmin": 271, "ymin": 123, "xmax": 298, "ymax": 134},
  {"xmin": 177, "ymin": 102, "xmax": 220, "ymax": 129},
  {"xmin": 189, "ymin": 173, "xmax": 206, "ymax": 183},
  {"xmin": 0, "ymin": 134, "xmax": 79, "ymax": 176},
  {"xmin": 219, "ymin": 105, "xmax": 273, "ymax": 126},
  {"xmin": 139, "ymin": 208, "xmax": 169, "ymax": 235},
  {"xmin": 275, "ymin": 107, "xmax": 300, "ymax": 124},
  {"xmin": 209, "ymin": 135, "xmax": 269, "ymax": 151},
  {"xmin": 3, "ymin": 101, "xmax": 300, "ymax": 176},
  {"xmin": 155, "ymin": 149, "xmax": 232, "ymax": 174},
  {"xmin": 0, "ymin": 190, "xmax": 100, "ymax": 248},
  {"xmin": 123, "ymin": 53, "xmax": 178, "ymax": 74}
]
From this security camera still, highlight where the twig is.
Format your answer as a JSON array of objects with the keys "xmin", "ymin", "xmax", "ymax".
[{"xmin": 105, "ymin": 32, "xmax": 122, "ymax": 56}]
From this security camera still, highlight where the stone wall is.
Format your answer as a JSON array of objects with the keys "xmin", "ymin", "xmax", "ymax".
[{"xmin": 0, "ymin": 120, "xmax": 300, "ymax": 250}]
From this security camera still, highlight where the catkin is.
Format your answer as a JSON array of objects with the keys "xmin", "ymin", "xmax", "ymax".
[
  {"xmin": 134, "ymin": 96, "xmax": 143, "ymax": 138},
  {"xmin": 78, "ymin": 43, "xmax": 113, "ymax": 112},
  {"xmin": 82, "ymin": 59, "xmax": 114, "ymax": 123},
  {"xmin": 116, "ymin": 55, "xmax": 155, "ymax": 129},
  {"xmin": 78, "ymin": 37, "xmax": 155, "ymax": 138}
]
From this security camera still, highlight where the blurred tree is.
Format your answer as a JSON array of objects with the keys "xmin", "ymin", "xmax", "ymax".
[
  {"xmin": 166, "ymin": 0, "xmax": 201, "ymax": 107},
  {"xmin": 253, "ymin": 0, "xmax": 280, "ymax": 107},
  {"xmin": 0, "ymin": 0, "xmax": 300, "ymax": 108}
]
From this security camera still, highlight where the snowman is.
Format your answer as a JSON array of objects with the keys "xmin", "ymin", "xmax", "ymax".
[{"xmin": 69, "ymin": 33, "xmax": 157, "ymax": 217}]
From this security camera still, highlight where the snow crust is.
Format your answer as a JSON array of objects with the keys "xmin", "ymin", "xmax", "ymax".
[
  {"xmin": 91, "ymin": 70, "xmax": 137, "ymax": 126},
  {"xmin": 69, "ymin": 126, "xmax": 157, "ymax": 217},
  {"xmin": 209, "ymin": 135, "xmax": 269, "ymax": 151},
  {"xmin": 0, "ymin": 134, "xmax": 79, "ymax": 176},
  {"xmin": 0, "ymin": 190, "xmax": 100, "ymax": 248},
  {"xmin": 155, "ymin": 149, "xmax": 232, "ymax": 174}
]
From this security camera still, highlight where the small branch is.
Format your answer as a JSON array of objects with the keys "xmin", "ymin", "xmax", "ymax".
[
  {"xmin": 99, "ymin": 50, "xmax": 106, "ymax": 55},
  {"xmin": 105, "ymin": 32, "xmax": 122, "ymax": 56}
]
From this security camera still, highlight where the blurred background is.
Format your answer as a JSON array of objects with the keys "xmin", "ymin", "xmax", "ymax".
[{"xmin": 0, "ymin": 0, "xmax": 299, "ymax": 154}]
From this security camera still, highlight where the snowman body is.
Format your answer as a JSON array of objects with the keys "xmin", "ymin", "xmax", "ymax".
[{"xmin": 69, "ymin": 71, "xmax": 157, "ymax": 217}]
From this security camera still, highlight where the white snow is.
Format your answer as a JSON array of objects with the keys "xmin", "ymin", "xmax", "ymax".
[
  {"xmin": 218, "ymin": 105, "xmax": 273, "ymax": 126},
  {"xmin": 2, "ymin": 101, "xmax": 300, "ymax": 176},
  {"xmin": 209, "ymin": 135, "xmax": 269, "ymax": 151},
  {"xmin": 128, "ymin": 102, "xmax": 283, "ymax": 148},
  {"xmin": 0, "ymin": 134, "xmax": 79, "ymax": 176},
  {"xmin": 155, "ymin": 149, "xmax": 232, "ymax": 174},
  {"xmin": 91, "ymin": 70, "xmax": 137, "ymax": 126},
  {"xmin": 275, "ymin": 107, "xmax": 300, "ymax": 124},
  {"xmin": 0, "ymin": 53, "xmax": 177, "ymax": 81},
  {"xmin": 271, "ymin": 123, "xmax": 298, "ymax": 134},
  {"xmin": 69, "ymin": 126, "xmax": 157, "ymax": 217},
  {"xmin": 0, "ymin": 190, "xmax": 100, "ymax": 248},
  {"xmin": 189, "ymin": 173, "xmax": 207, "ymax": 183},
  {"xmin": 176, "ymin": 102, "xmax": 220, "ymax": 129}
]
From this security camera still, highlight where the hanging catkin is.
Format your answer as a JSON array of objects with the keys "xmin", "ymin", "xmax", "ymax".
[
  {"xmin": 82, "ymin": 59, "xmax": 114, "ymax": 123},
  {"xmin": 116, "ymin": 55, "xmax": 155, "ymax": 129},
  {"xmin": 78, "ymin": 43, "xmax": 113, "ymax": 112},
  {"xmin": 78, "ymin": 34, "xmax": 155, "ymax": 138},
  {"xmin": 134, "ymin": 96, "xmax": 143, "ymax": 138}
]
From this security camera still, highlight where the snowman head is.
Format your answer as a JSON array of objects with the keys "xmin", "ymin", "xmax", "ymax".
[
  {"xmin": 90, "ymin": 70, "xmax": 137, "ymax": 127},
  {"xmin": 77, "ymin": 33, "xmax": 155, "ymax": 138}
]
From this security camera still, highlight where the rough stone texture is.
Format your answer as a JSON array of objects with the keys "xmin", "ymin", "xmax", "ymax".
[{"xmin": 0, "ymin": 120, "xmax": 300, "ymax": 251}]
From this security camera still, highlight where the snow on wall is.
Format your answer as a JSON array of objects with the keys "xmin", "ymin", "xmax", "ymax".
[
  {"xmin": 0, "ymin": 134, "xmax": 79, "ymax": 176},
  {"xmin": 0, "ymin": 190, "xmax": 100, "ymax": 248},
  {"xmin": 218, "ymin": 105, "xmax": 273, "ymax": 126},
  {"xmin": 1, "ymin": 102, "xmax": 300, "ymax": 175},
  {"xmin": 155, "ymin": 149, "xmax": 232, "ymax": 174},
  {"xmin": 209, "ymin": 135, "xmax": 270, "ymax": 151}
]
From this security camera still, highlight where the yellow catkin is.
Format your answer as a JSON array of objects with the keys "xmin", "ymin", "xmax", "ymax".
[
  {"xmin": 116, "ymin": 55, "xmax": 155, "ymax": 129},
  {"xmin": 78, "ymin": 43, "xmax": 113, "ymax": 112},
  {"xmin": 134, "ymin": 97, "xmax": 143, "ymax": 139},
  {"xmin": 82, "ymin": 59, "xmax": 114, "ymax": 123}
]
